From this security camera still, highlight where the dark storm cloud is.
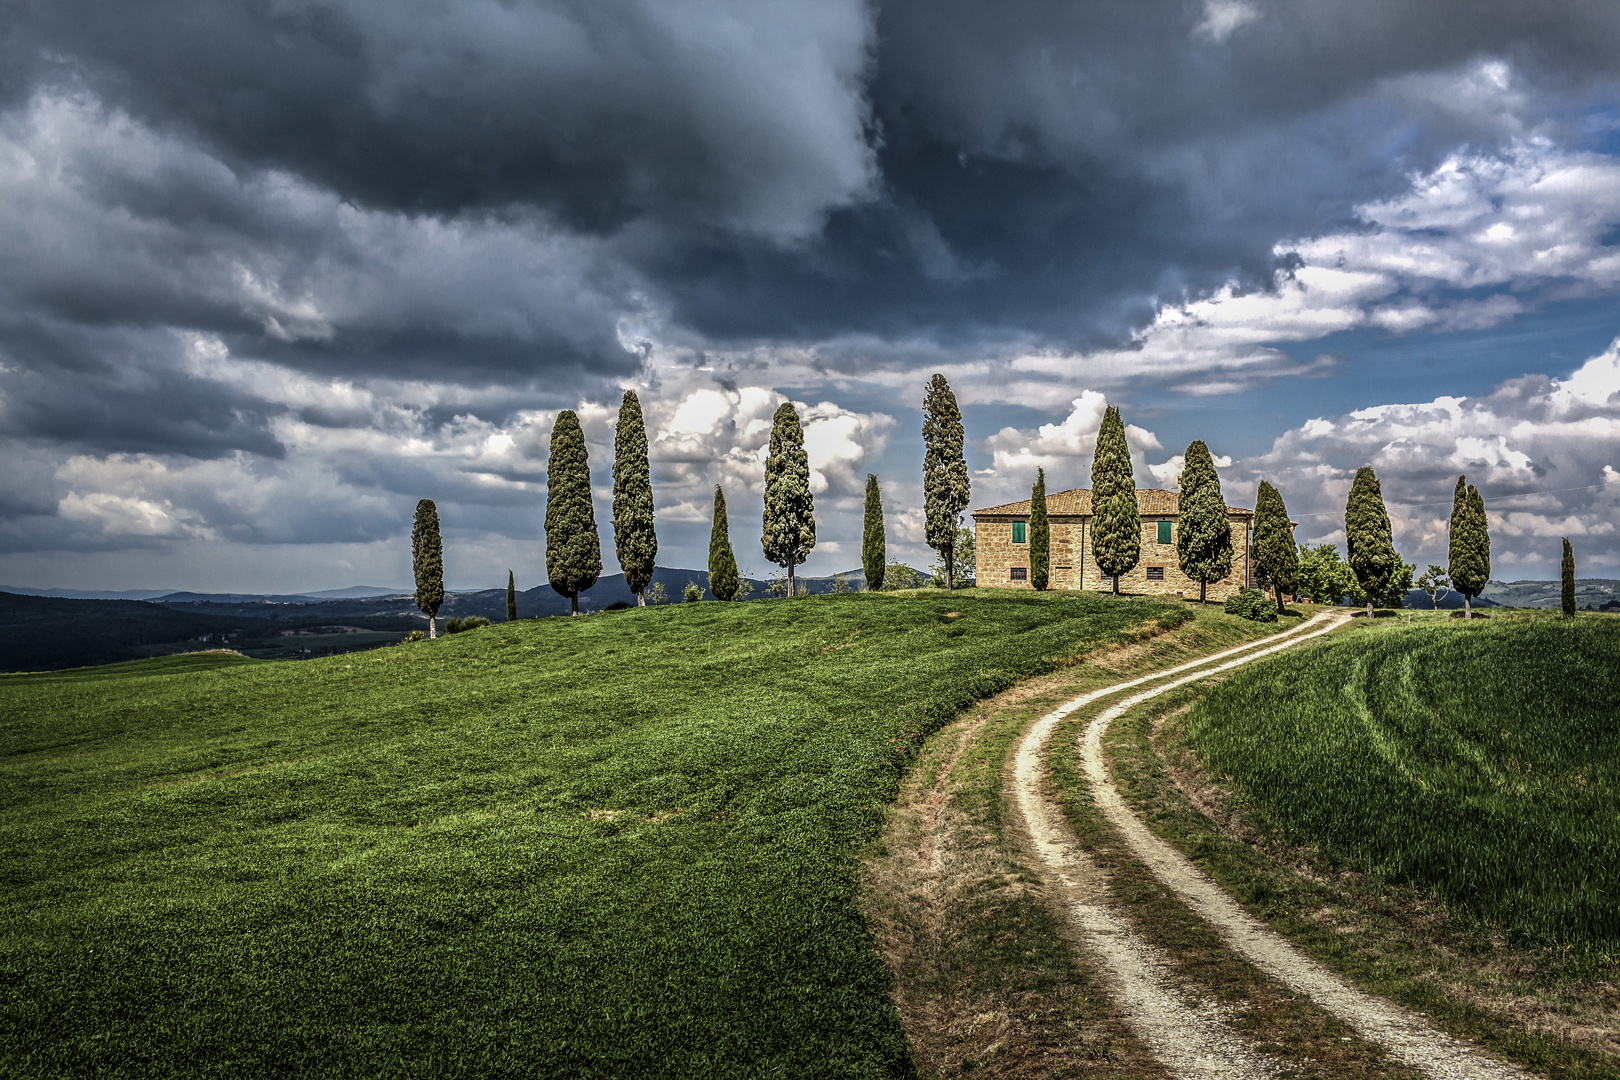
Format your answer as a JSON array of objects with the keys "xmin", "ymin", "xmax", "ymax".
[
  {"xmin": 658, "ymin": 0, "xmax": 1620, "ymax": 348},
  {"xmin": 6, "ymin": 0, "xmax": 1618, "ymax": 364},
  {"xmin": 4, "ymin": 0, "xmax": 877, "ymax": 234},
  {"xmin": 2, "ymin": 0, "xmax": 1619, "ymax": 570}
]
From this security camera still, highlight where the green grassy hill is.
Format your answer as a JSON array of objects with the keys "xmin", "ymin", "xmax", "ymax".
[
  {"xmin": 0, "ymin": 590, "xmax": 1182, "ymax": 1078},
  {"xmin": 1182, "ymin": 613, "xmax": 1620, "ymax": 948}
]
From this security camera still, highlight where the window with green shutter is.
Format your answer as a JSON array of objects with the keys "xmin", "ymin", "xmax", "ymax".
[
  {"xmin": 1012, "ymin": 522, "xmax": 1026, "ymax": 543},
  {"xmin": 1157, "ymin": 520, "xmax": 1172, "ymax": 544}
]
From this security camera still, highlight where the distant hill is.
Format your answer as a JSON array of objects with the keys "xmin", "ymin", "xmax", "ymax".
[
  {"xmin": 1, "ymin": 565, "xmax": 937, "ymax": 671},
  {"xmin": 1481, "ymin": 578, "xmax": 1620, "ymax": 610},
  {"xmin": 0, "ymin": 586, "xmax": 179, "ymax": 600},
  {"xmin": 0, "ymin": 592, "xmax": 422, "ymax": 673},
  {"xmin": 0, "ymin": 592, "xmax": 261, "ymax": 672}
]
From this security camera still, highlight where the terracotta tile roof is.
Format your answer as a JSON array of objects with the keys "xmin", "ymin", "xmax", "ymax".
[{"xmin": 971, "ymin": 487, "xmax": 1253, "ymax": 518}]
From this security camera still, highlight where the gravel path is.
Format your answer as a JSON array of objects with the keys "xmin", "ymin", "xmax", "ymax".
[
  {"xmin": 1075, "ymin": 610, "xmax": 1533, "ymax": 1080},
  {"xmin": 1012, "ymin": 619, "xmax": 1343, "ymax": 1079}
]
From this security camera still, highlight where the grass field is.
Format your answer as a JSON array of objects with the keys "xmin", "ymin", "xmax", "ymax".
[
  {"xmin": 1181, "ymin": 613, "xmax": 1620, "ymax": 949},
  {"xmin": 0, "ymin": 589, "xmax": 1181, "ymax": 1079}
]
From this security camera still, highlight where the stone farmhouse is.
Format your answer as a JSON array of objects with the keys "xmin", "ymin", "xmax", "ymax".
[{"xmin": 972, "ymin": 487, "xmax": 1257, "ymax": 600}]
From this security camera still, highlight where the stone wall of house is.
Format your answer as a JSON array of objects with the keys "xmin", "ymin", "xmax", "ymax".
[{"xmin": 974, "ymin": 514, "xmax": 1254, "ymax": 600}]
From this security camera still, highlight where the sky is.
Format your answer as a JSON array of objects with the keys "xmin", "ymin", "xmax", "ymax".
[{"xmin": 1, "ymin": 0, "xmax": 1618, "ymax": 592}]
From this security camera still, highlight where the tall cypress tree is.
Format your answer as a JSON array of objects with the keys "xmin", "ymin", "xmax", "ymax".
[
  {"xmin": 1449, "ymin": 475, "xmax": 1490, "ymax": 620},
  {"xmin": 411, "ymin": 499, "xmax": 444, "ymax": 638},
  {"xmin": 1468, "ymin": 483, "xmax": 1490, "ymax": 599},
  {"xmin": 1090, "ymin": 405, "xmax": 1140, "ymax": 594},
  {"xmin": 762, "ymin": 402, "xmax": 815, "ymax": 597},
  {"xmin": 1029, "ymin": 467, "xmax": 1050, "ymax": 590},
  {"xmin": 545, "ymin": 410, "xmax": 602, "ymax": 616},
  {"xmin": 1252, "ymin": 480, "xmax": 1299, "ymax": 613},
  {"xmin": 1175, "ymin": 440, "xmax": 1232, "ymax": 604},
  {"xmin": 1562, "ymin": 538, "xmax": 1576, "ymax": 617},
  {"xmin": 708, "ymin": 485, "xmax": 740, "ymax": 601},
  {"xmin": 922, "ymin": 374, "xmax": 970, "ymax": 590},
  {"xmin": 612, "ymin": 390, "xmax": 658, "ymax": 606},
  {"xmin": 506, "ymin": 569, "xmax": 517, "ymax": 622},
  {"xmin": 1345, "ymin": 466, "xmax": 1396, "ymax": 618},
  {"xmin": 862, "ymin": 473, "xmax": 886, "ymax": 591}
]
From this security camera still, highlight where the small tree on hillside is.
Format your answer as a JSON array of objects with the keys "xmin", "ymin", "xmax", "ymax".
[
  {"xmin": 1415, "ymin": 564, "xmax": 1449, "ymax": 609},
  {"xmin": 612, "ymin": 390, "xmax": 658, "ymax": 607},
  {"xmin": 545, "ymin": 410, "xmax": 602, "ymax": 616},
  {"xmin": 1562, "ymin": 538, "xmax": 1576, "ymax": 617},
  {"xmin": 1345, "ymin": 466, "xmax": 1396, "ymax": 618},
  {"xmin": 922, "ymin": 374, "xmax": 970, "ymax": 590},
  {"xmin": 1176, "ymin": 441, "xmax": 1233, "ymax": 604},
  {"xmin": 1091, "ymin": 405, "xmax": 1140, "ymax": 594},
  {"xmin": 506, "ymin": 569, "xmax": 517, "ymax": 622},
  {"xmin": 1252, "ymin": 480, "xmax": 1298, "ymax": 613},
  {"xmin": 1029, "ymin": 467, "xmax": 1051, "ymax": 590},
  {"xmin": 1296, "ymin": 542, "xmax": 1353, "ymax": 605},
  {"xmin": 862, "ymin": 473, "xmax": 886, "ymax": 591},
  {"xmin": 412, "ymin": 499, "xmax": 444, "ymax": 638},
  {"xmin": 762, "ymin": 402, "xmax": 815, "ymax": 597},
  {"xmin": 708, "ymin": 485, "xmax": 740, "ymax": 601},
  {"xmin": 1448, "ymin": 475, "xmax": 1491, "ymax": 620}
]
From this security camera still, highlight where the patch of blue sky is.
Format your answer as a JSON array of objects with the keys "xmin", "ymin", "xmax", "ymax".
[{"xmin": 1126, "ymin": 296, "xmax": 1620, "ymax": 464}]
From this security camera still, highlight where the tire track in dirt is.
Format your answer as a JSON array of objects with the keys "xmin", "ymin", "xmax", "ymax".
[
  {"xmin": 1012, "ymin": 615, "xmax": 1340, "ymax": 1079},
  {"xmin": 1077, "ymin": 612, "xmax": 1533, "ymax": 1080}
]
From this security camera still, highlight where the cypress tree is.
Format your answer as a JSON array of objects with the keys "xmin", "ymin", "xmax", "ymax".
[
  {"xmin": 612, "ymin": 390, "xmax": 658, "ymax": 606},
  {"xmin": 1468, "ymin": 483, "xmax": 1490, "ymax": 595},
  {"xmin": 1449, "ymin": 475, "xmax": 1491, "ymax": 620},
  {"xmin": 1090, "ymin": 405, "xmax": 1140, "ymax": 594},
  {"xmin": 1175, "ymin": 440, "xmax": 1233, "ymax": 604},
  {"xmin": 411, "ymin": 499, "xmax": 444, "ymax": 638},
  {"xmin": 1562, "ymin": 538, "xmax": 1576, "ymax": 617},
  {"xmin": 1029, "ymin": 468, "xmax": 1050, "ymax": 590},
  {"xmin": 545, "ymin": 410, "xmax": 602, "ymax": 616},
  {"xmin": 761, "ymin": 402, "xmax": 815, "ymax": 597},
  {"xmin": 506, "ymin": 569, "xmax": 517, "ymax": 622},
  {"xmin": 708, "ymin": 485, "xmax": 740, "ymax": 601},
  {"xmin": 862, "ymin": 473, "xmax": 886, "ymax": 591},
  {"xmin": 1345, "ymin": 466, "xmax": 1396, "ymax": 618},
  {"xmin": 922, "ymin": 374, "xmax": 970, "ymax": 590},
  {"xmin": 1251, "ymin": 480, "xmax": 1298, "ymax": 613}
]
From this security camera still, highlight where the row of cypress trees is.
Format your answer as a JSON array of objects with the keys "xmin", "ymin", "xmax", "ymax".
[
  {"xmin": 1016, "ymin": 404, "xmax": 1500, "ymax": 618},
  {"xmin": 409, "ymin": 377, "xmax": 974, "ymax": 621}
]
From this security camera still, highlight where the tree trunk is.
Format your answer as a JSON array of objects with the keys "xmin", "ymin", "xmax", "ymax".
[
  {"xmin": 787, "ymin": 564, "xmax": 795, "ymax": 598},
  {"xmin": 428, "ymin": 615, "xmax": 437, "ymax": 639},
  {"xmin": 1113, "ymin": 574, "xmax": 1120, "ymax": 595},
  {"xmin": 1366, "ymin": 600, "xmax": 1374, "ymax": 618},
  {"xmin": 1464, "ymin": 594, "xmax": 1472, "ymax": 620},
  {"xmin": 1276, "ymin": 586, "xmax": 1285, "ymax": 613},
  {"xmin": 945, "ymin": 547, "xmax": 955, "ymax": 590},
  {"xmin": 571, "ymin": 594, "xmax": 580, "ymax": 616},
  {"xmin": 1199, "ymin": 580, "xmax": 1206, "ymax": 605},
  {"xmin": 636, "ymin": 591, "xmax": 645, "ymax": 607}
]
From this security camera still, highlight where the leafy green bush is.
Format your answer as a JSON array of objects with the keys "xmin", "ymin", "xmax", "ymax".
[
  {"xmin": 682, "ymin": 581, "xmax": 703, "ymax": 603},
  {"xmin": 1223, "ymin": 588, "xmax": 1277, "ymax": 622},
  {"xmin": 404, "ymin": 629, "xmax": 426, "ymax": 643},
  {"xmin": 882, "ymin": 562, "xmax": 925, "ymax": 590},
  {"xmin": 444, "ymin": 616, "xmax": 490, "ymax": 634}
]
